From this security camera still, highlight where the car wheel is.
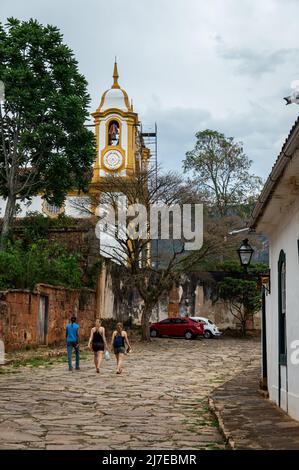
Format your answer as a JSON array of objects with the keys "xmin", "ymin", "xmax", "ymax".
[
  {"xmin": 150, "ymin": 329, "xmax": 158, "ymax": 338},
  {"xmin": 204, "ymin": 330, "xmax": 212, "ymax": 339},
  {"xmin": 184, "ymin": 330, "xmax": 193, "ymax": 340}
]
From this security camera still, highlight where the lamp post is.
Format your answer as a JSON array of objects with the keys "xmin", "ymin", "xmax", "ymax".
[
  {"xmin": 237, "ymin": 240, "xmax": 268, "ymax": 391},
  {"xmin": 237, "ymin": 238, "xmax": 254, "ymax": 273}
]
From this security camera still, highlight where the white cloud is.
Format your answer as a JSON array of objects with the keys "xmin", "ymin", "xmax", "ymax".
[
  {"xmin": 1, "ymin": 0, "xmax": 299, "ymax": 179},
  {"xmin": 215, "ymin": 37, "xmax": 299, "ymax": 77}
]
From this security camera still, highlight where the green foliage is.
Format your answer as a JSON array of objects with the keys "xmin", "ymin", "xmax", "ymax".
[
  {"xmin": 220, "ymin": 260, "xmax": 268, "ymax": 276},
  {"xmin": 50, "ymin": 213, "xmax": 85, "ymax": 228},
  {"xmin": 0, "ymin": 17, "xmax": 96, "ymax": 242},
  {"xmin": 218, "ymin": 262, "xmax": 265, "ymax": 335},
  {"xmin": 21, "ymin": 211, "xmax": 87, "ymax": 243},
  {"xmin": 22, "ymin": 213, "xmax": 51, "ymax": 241},
  {"xmin": 0, "ymin": 242, "xmax": 24, "ymax": 288},
  {"xmin": 219, "ymin": 277, "xmax": 261, "ymax": 316},
  {"xmin": 183, "ymin": 129, "xmax": 263, "ymax": 217},
  {"xmin": 0, "ymin": 240, "xmax": 82, "ymax": 290}
]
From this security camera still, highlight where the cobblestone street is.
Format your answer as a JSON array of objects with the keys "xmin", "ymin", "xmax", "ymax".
[{"xmin": 0, "ymin": 337, "xmax": 260, "ymax": 450}]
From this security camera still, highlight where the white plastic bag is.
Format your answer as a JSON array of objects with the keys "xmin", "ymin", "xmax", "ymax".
[{"xmin": 104, "ymin": 350, "xmax": 110, "ymax": 361}]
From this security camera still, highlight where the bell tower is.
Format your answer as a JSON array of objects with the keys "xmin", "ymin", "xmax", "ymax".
[{"xmin": 91, "ymin": 61, "xmax": 150, "ymax": 183}]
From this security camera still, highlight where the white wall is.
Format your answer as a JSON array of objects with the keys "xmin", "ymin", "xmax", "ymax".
[
  {"xmin": 266, "ymin": 200, "xmax": 299, "ymax": 420},
  {"xmin": 64, "ymin": 196, "xmax": 91, "ymax": 218},
  {"xmin": 0, "ymin": 196, "xmax": 91, "ymax": 219},
  {"xmin": 0, "ymin": 196, "xmax": 43, "ymax": 217}
]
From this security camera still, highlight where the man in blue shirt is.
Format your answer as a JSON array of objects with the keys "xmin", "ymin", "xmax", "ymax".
[{"xmin": 66, "ymin": 316, "xmax": 80, "ymax": 371}]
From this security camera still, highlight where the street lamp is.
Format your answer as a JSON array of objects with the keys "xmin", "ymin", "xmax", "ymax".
[{"xmin": 237, "ymin": 238, "xmax": 254, "ymax": 271}]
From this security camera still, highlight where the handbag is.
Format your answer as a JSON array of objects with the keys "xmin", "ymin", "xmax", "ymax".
[
  {"xmin": 71, "ymin": 342, "xmax": 79, "ymax": 352},
  {"xmin": 104, "ymin": 350, "xmax": 110, "ymax": 361}
]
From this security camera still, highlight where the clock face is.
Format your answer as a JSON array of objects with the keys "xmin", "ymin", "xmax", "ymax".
[{"xmin": 103, "ymin": 150, "xmax": 123, "ymax": 170}]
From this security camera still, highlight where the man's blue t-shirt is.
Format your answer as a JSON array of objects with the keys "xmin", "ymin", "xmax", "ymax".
[{"xmin": 66, "ymin": 323, "xmax": 79, "ymax": 343}]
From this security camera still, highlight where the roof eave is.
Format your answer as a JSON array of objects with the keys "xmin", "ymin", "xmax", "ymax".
[{"xmin": 249, "ymin": 116, "xmax": 299, "ymax": 230}]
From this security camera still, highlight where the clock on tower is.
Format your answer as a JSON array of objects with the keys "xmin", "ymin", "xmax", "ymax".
[{"xmin": 103, "ymin": 150, "xmax": 123, "ymax": 171}]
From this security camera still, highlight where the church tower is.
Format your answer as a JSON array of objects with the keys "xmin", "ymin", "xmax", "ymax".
[{"xmin": 91, "ymin": 61, "xmax": 150, "ymax": 182}]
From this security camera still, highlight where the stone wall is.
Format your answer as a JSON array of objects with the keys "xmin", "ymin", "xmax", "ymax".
[
  {"xmin": 0, "ymin": 219, "xmax": 262, "ymax": 346},
  {"xmin": 140, "ymin": 272, "xmax": 261, "ymax": 330},
  {"xmin": 0, "ymin": 269, "xmax": 261, "ymax": 352},
  {"xmin": 46, "ymin": 226, "xmax": 101, "ymax": 269},
  {"xmin": 177, "ymin": 272, "xmax": 261, "ymax": 330},
  {"xmin": 0, "ymin": 284, "xmax": 96, "ymax": 351},
  {"xmin": 95, "ymin": 261, "xmax": 141, "ymax": 322},
  {"xmin": 94, "ymin": 265, "xmax": 262, "ymax": 330},
  {"xmin": 193, "ymin": 284, "xmax": 261, "ymax": 330}
]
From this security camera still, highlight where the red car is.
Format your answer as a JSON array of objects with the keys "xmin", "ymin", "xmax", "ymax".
[{"xmin": 150, "ymin": 317, "xmax": 204, "ymax": 340}]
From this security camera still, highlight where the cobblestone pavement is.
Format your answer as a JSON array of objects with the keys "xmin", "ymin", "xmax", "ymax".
[
  {"xmin": 210, "ymin": 365, "xmax": 299, "ymax": 450},
  {"xmin": 0, "ymin": 337, "xmax": 260, "ymax": 450}
]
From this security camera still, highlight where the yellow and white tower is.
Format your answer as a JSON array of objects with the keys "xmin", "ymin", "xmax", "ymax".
[{"xmin": 91, "ymin": 61, "xmax": 150, "ymax": 182}]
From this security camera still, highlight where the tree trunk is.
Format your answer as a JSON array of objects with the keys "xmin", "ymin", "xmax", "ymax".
[
  {"xmin": 240, "ymin": 318, "xmax": 247, "ymax": 337},
  {"xmin": 0, "ymin": 194, "xmax": 16, "ymax": 250},
  {"xmin": 140, "ymin": 305, "xmax": 152, "ymax": 341}
]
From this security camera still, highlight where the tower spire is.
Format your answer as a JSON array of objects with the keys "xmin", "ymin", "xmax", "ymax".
[{"xmin": 112, "ymin": 58, "xmax": 120, "ymax": 89}]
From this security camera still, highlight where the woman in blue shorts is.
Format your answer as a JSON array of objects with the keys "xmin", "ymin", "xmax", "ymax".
[{"xmin": 111, "ymin": 322, "xmax": 131, "ymax": 374}]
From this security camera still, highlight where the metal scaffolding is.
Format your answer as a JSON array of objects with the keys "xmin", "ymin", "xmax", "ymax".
[
  {"xmin": 141, "ymin": 122, "xmax": 158, "ymax": 184},
  {"xmin": 140, "ymin": 123, "xmax": 159, "ymax": 268}
]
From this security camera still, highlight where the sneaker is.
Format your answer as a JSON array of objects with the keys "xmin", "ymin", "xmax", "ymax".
[
  {"xmin": 75, "ymin": 367, "xmax": 80, "ymax": 371},
  {"xmin": 69, "ymin": 368, "xmax": 73, "ymax": 371}
]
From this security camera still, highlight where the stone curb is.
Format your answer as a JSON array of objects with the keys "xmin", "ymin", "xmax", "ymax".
[{"xmin": 208, "ymin": 396, "xmax": 236, "ymax": 450}]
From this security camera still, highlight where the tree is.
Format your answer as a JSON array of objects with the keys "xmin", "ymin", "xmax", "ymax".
[
  {"xmin": 183, "ymin": 129, "xmax": 263, "ymax": 217},
  {"xmin": 0, "ymin": 18, "xmax": 96, "ymax": 248},
  {"xmin": 0, "ymin": 239, "xmax": 83, "ymax": 290},
  {"xmin": 218, "ymin": 261, "xmax": 267, "ymax": 336},
  {"xmin": 72, "ymin": 167, "xmax": 224, "ymax": 341}
]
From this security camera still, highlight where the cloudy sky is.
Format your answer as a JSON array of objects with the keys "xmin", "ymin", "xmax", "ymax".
[{"xmin": 1, "ymin": 0, "xmax": 299, "ymax": 179}]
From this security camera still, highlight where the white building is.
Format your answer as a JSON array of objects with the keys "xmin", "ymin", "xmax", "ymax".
[{"xmin": 250, "ymin": 117, "xmax": 299, "ymax": 421}]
